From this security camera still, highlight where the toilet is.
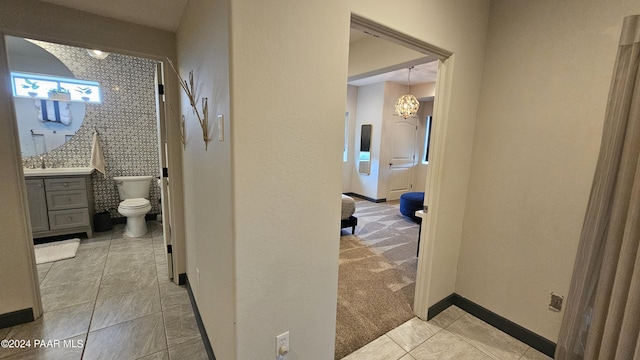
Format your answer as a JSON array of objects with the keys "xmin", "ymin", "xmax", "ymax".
[{"xmin": 113, "ymin": 176, "xmax": 153, "ymax": 237}]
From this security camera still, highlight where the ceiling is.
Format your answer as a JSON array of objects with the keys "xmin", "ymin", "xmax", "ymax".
[
  {"xmin": 40, "ymin": 0, "xmax": 187, "ymax": 32},
  {"xmin": 347, "ymin": 61, "xmax": 438, "ymax": 87},
  {"xmin": 347, "ymin": 29, "xmax": 438, "ymax": 87},
  {"xmin": 37, "ymin": 1, "xmax": 437, "ymax": 86}
]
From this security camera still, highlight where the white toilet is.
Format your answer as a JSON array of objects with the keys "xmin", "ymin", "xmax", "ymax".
[{"xmin": 114, "ymin": 176, "xmax": 153, "ymax": 238}]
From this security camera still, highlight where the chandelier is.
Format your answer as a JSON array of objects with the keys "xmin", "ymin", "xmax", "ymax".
[{"xmin": 395, "ymin": 67, "xmax": 420, "ymax": 119}]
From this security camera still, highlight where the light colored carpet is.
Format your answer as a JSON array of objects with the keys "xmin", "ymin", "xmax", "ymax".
[
  {"xmin": 335, "ymin": 199, "xmax": 419, "ymax": 359},
  {"xmin": 34, "ymin": 238, "xmax": 80, "ymax": 264}
]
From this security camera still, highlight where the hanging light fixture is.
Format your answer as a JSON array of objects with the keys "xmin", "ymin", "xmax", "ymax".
[
  {"xmin": 87, "ymin": 49, "xmax": 110, "ymax": 60},
  {"xmin": 395, "ymin": 67, "xmax": 420, "ymax": 119}
]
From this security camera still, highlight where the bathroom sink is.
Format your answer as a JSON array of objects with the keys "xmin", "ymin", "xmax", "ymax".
[{"xmin": 23, "ymin": 167, "xmax": 94, "ymax": 177}]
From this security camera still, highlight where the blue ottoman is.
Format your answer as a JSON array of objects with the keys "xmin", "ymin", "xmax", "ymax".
[{"xmin": 400, "ymin": 192, "xmax": 424, "ymax": 223}]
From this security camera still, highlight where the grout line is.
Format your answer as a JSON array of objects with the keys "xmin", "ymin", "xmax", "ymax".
[{"xmin": 80, "ymin": 228, "xmax": 113, "ymax": 360}]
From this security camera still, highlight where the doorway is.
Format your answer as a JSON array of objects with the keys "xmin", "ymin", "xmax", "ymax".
[
  {"xmin": 336, "ymin": 15, "xmax": 453, "ymax": 357},
  {"xmin": 348, "ymin": 14, "xmax": 451, "ymax": 317},
  {"xmin": 4, "ymin": 35, "xmax": 174, "ymax": 303}
]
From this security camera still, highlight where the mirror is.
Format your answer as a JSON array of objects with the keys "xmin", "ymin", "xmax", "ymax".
[
  {"xmin": 359, "ymin": 124, "xmax": 372, "ymax": 175},
  {"xmin": 360, "ymin": 124, "xmax": 372, "ymax": 152},
  {"xmin": 6, "ymin": 36, "xmax": 87, "ymax": 157}
]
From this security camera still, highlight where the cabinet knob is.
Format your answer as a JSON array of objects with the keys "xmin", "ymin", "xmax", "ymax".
[
  {"xmin": 63, "ymin": 182, "xmax": 69, "ymax": 187},
  {"xmin": 67, "ymin": 216, "xmax": 73, "ymax": 222}
]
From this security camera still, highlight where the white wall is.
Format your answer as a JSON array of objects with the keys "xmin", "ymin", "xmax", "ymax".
[
  {"xmin": 343, "ymin": 85, "xmax": 358, "ymax": 192},
  {"xmin": 229, "ymin": 1, "xmax": 349, "ymax": 358},
  {"xmin": 0, "ymin": 0, "xmax": 179, "ymax": 324},
  {"xmin": 176, "ymin": 0, "xmax": 235, "ymax": 359},
  {"xmin": 351, "ymin": 82, "xmax": 385, "ymax": 199},
  {"xmin": 457, "ymin": 0, "xmax": 640, "ymax": 342}
]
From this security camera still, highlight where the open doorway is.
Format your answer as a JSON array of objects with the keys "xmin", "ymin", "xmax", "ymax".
[
  {"xmin": 336, "ymin": 16, "xmax": 451, "ymax": 359},
  {"xmin": 4, "ymin": 35, "xmax": 173, "ymax": 310}
]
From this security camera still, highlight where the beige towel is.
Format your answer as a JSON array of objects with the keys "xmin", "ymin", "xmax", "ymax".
[{"xmin": 90, "ymin": 131, "xmax": 106, "ymax": 174}]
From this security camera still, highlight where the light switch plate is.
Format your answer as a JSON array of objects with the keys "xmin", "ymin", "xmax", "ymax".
[{"xmin": 217, "ymin": 114, "xmax": 224, "ymax": 141}]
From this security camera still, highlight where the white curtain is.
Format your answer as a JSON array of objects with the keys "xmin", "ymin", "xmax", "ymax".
[{"xmin": 556, "ymin": 15, "xmax": 640, "ymax": 360}]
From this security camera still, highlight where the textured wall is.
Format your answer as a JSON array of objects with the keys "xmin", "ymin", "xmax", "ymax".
[
  {"xmin": 20, "ymin": 40, "xmax": 160, "ymax": 218},
  {"xmin": 456, "ymin": 0, "xmax": 640, "ymax": 341}
]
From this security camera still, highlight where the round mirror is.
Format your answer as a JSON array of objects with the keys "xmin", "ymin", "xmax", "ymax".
[{"xmin": 6, "ymin": 36, "xmax": 86, "ymax": 158}]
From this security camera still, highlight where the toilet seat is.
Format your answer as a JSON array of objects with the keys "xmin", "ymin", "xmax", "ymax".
[{"xmin": 119, "ymin": 198, "xmax": 150, "ymax": 209}]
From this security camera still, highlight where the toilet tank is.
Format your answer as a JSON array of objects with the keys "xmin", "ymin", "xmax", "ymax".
[{"xmin": 113, "ymin": 176, "xmax": 154, "ymax": 200}]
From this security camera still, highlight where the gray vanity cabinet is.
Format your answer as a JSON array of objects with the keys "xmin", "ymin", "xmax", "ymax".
[
  {"xmin": 25, "ymin": 174, "xmax": 95, "ymax": 238},
  {"xmin": 25, "ymin": 179, "xmax": 49, "ymax": 233}
]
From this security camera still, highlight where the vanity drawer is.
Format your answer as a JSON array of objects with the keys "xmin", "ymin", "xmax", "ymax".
[
  {"xmin": 48, "ymin": 208, "xmax": 90, "ymax": 230},
  {"xmin": 44, "ymin": 177, "xmax": 86, "ymax": 191},
  {"xmin": 46, "ymin": 190, "xmax": 88, "ymax": 210}
]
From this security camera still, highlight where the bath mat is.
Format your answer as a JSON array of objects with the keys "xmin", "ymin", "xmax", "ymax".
[{"xmin": 34, "ymin": 238, "xmax": 80, "ymax": 264}]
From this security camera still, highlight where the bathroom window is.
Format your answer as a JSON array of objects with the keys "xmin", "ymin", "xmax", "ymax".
[
  {"xmin": 11, "ymin": 72, "xmax": 102, "ymax": 104},
  {"xmin": 422, "ymin": 116, "xmax": 432, "ymax": 164}
]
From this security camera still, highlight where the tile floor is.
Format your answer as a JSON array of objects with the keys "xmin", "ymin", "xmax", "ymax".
[
  {"xmin": 0, "ymin": 221, "xmax": 209, "ymax": 360},
  {"xmin": 342, "ymin": 306, "xmax": 553, "ymax": 360}
]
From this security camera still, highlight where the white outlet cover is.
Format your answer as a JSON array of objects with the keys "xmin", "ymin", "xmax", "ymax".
[{"xmin": 276, "ymin": 331, "xmax": 289, "ymax": 358}]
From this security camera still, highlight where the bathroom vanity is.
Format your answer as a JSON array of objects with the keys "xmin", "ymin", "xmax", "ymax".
[{"xmin": 24, "ymin": 167, "xmax": 95, "ymax": 239}]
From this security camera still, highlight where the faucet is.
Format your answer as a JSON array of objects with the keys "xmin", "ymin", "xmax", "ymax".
[{"xmin": 40, "ymin": 156, "xmax": 45, "ymax": 169}]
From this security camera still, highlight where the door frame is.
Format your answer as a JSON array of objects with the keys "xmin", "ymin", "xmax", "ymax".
[
  {"xmin": 351, "ymin": 14, "xmax": 453, "ymax": 319},
  {"xmin": 0, "ymin": 31, "xmax": 186, "ymax": 317}
]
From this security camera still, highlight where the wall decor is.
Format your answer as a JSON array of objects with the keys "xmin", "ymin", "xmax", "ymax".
[{"xmin": 168, "ymin": 60, "xmax": 210, "ymax": 150}]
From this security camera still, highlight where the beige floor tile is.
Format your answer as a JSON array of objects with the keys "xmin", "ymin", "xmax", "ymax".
[
  {"xmin": 152, "ymin": 237, "xmax": 165, "ymax": 250},
  {"xmin": 427, "ymin": 306, "xmax": 466, "ymax": 332},
  {"xmin": 102, "ymin": 252, "xmax": 156, "ymax": 276},
  {"xmin": 0, "ymin": 327, "xmax": 10, "ymax": 340},
  {"xmin": 83, "ymin": 313, "xmax": 166, "ymax": 360},
  {"xmin": 342, "ymin": 335, "xmax": 407, "ymax": 360},
  {"xmin": 90, "ymin": 286, "xmax": 162, "ymax": 331},
  {"xmin": 98, "ymin": 267, "xmax": 158, "ymax": 299},
  {"xmin": 40, "ymin": 251, "xmax": 106, "ymax": 289},
  {"xmin": 79, "ymin": 236, "xmax": 112, "ymax": 248},
  {"xmin": 139, "ymin": 350, "xmax": 169, "ymax": 360},
  {"xmin": 521, "ymin": 347, "xmax": 553, "ymax": 360},
  {"xmin": 446, "ymin": 315, "xmax": 528, "ymax": 360},
  {"xmin": 109, "ymin": 238, "xmax": 153, "ymax": 252},
  {"xmin": 163, "ymin": 303, "xmax": 200, "ymax": 348},
  {"xmin": 387, "ymin": 317, "xmax": 436, "ymax": 352},
  {"xmin": 40, "ymin": 278, "xmax": 100, "ymax": 312},
  {"xmin": 159, "ymin": 283, "xmax": 190, "ymax": 311},
  {"xmin": 399, "ymin": 354, "xmax": 416, "ymax": 360},
  {"xmin": 410, "ymin": 330, "xmax": 493, "ymax": 360},
  {"xmin": 36, "ymin": 263, "xmax": 52, "ymax": 284},
  {"xmin": 1, "ymin": 302, "xmax": 94, "ymax": 359},
  {"xmin": 168, "ymin": 336, "xmax": 208, "ymax": 360},
  {"xmin": 156, "ymin": 264, "xmax": 172, "ymax": 284}
]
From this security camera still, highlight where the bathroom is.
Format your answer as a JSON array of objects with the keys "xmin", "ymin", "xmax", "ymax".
[{"xmin": 8, "ymin": 35, "xmax": 164, "ymax": 237}]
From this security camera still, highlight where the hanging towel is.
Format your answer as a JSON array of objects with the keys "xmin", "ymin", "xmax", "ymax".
[{"xmin": 90, "ymin": 131, "xmax": 106, "ymax": 174}]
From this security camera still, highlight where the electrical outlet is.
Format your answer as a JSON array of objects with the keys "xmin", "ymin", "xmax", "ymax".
[
  {"xmin": 276, "ymin": 331, "xmax": 289, "ymax": 358},
  {"xmin": 549, "ymin": 292, "xmax": 563, "ymax": 312},
  {"xmin": 196, "ymin": 268, "xmax": 200, "ymax": 288}
]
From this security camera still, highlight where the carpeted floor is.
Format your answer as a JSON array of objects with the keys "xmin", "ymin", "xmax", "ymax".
[{"xmin": 335, "ymin": 199, "xmax": 420, "ymax": 359}]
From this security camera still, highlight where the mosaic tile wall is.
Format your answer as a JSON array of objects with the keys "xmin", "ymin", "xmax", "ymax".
[{"xmin": 21, "ymin": 41, "xmax": 161, "ymax": 218}]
